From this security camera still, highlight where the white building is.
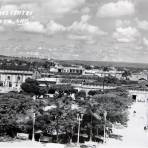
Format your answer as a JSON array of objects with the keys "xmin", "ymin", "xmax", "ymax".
[
  {"xmin": 129, "ymin": 71, "xmax": 148, "ymax": 81},
  {"xmin": 55, "ymin": 65, "xmax": 84, "ymax": 74},
  {"xmin": 83, "ymin": 69, "xmax": 123, "ymax": 79},
  {"xmin": 50, "ymin": 66, "xmax": 58, "ymax": 73},
  {"xmin": 129, "ymin": 89, "xmax": 148, "ymax": 102},
  {"xmin": 0, "ymin": 69, "xmax": 33, "ymax": 90},
  {"xmin": 82, "ymin": 69, "xmax": 97, "ymax": 76},
  {"xmin": 36, "ymin": 77, "xmax": 59, "ymax": 85}
]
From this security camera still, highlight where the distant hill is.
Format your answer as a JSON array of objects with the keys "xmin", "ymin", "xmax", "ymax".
[
  {"xmin": 0, "ymin": 54, "xmax": 148, "ymax": 69},
  {"xmin": 0, "ymin": 55, "xmax": 48, "ymax": 63},
  {"xmin": 0, "ymin": 55, "xmax": 9, "ymax": 59},
  {"xmin": 56, "ymin": 60, "xmax": 148, "ymax": 69}
]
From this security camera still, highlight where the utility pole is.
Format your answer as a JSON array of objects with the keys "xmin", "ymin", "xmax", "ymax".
[
  {"xmin": 90, "ymin": 115, "xmax": 93, "ymax": 141},
  {"xmin": 103, "ymin": 111, "xmax": 107, "ymax": 143},
  {"xmin": 77, "ymin": 113, "xmax": 83, "ymax": 145},
  {"xmin": 32, "ymin": 96, "xmax": 36, "ymax": 142},
  {"xmin": 32, "ymin": 112, "xmax": 35, "ymax": 141}
]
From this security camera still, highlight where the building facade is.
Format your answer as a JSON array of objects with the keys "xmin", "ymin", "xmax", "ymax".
[
  {"xmin": 0, "ymin": 69, "xmax": 33, "ymax": 90},
  {"xmin": 83, "ymin": 69, "xmax": 123, "ymax": 79},
  {"xmin": 129, "ymin": 89, "xmax": 148, "ymax": 102},
  {"xmin": 55, "ymin": 65, "xmax": 84, "ymax": 74},
  {"xmin": 129, "ymin": 71, "xmax": 148, "ymax": 81}
]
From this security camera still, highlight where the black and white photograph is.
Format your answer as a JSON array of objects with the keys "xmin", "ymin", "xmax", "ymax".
[{"xmin": 0, "ymin": 0, "xmax": 148, "ymax": 148}]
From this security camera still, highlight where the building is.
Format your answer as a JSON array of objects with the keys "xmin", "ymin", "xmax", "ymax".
[
  {"xmin": 83, "ymin": 69, "xmax": 123, "ymax": 79},
  {"xmin": 55, "ymin": 65, "xmax": 84, "ymax": 74},
  {"xmin": 82, "ymin": 69, "xmax": 98, "ymax": 76},
  {"xmin": 50, "ymin": 66, "xmax": 58, "ymax": 73},
  {"xmin": 129, "ymin": 89, "xmax": 148, "ymax": 102},
  {"xmin": 36, "ymin": 77, "xmax": 59, "ymax": 85},
  {"xmin": 129, "ymin": 71, "xmax": 148, "ymax": 81},
  {"xmin": 0, "ymin": 69, "xmax": 33, "ymax": 90}
]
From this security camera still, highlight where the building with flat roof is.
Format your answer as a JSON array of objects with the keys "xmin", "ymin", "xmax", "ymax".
[
  {"xmin": 0, "ymin": 69, "xmax": 33, "ymax": 91},
  {"xmin": 83, "ymin": 69, "xmax": 123, "ymax": 79},
  {"xmin": 52, "ymin": 64, "xmax": 84, "ymax": 75},
  {"xmin": 129, "ymin": 71, "xmax": 148, "ymax": 81}
]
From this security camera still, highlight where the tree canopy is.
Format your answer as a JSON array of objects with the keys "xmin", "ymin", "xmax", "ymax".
[
  {"xmin": 21, "ymin": 78, "xmax": 48, "ymax": 97},
  {"xmin": 0, "ymin": 92, "xmax": 33, "ymax": 137},
  {"xmin": 0, "ymin": 83, "xmax": 132, "ymax": 143}
]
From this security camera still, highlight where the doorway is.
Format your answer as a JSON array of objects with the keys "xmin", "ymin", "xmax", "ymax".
[{"xmin": 132, "ymin": 95, "xmax": 137, "ymax": 101}]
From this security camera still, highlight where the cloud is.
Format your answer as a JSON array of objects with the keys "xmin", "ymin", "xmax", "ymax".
[
  {"xmin": 81, "ymin": 7, "xmax": 90, "ymax": 14},
  {"xmin": 43, "ymin": 0, "xmax": 85, "ymax": 14},
  {"xmin": 136, "ymin": 19, "xmax": 148, "ymax": 30},
  {"xmin": 143, "ymin": 38, "xmax": 148, "ymax": 47},
  {"xmin": 46, "ymin": 20, "xmax": 66, "ymax": 34},
  {"xmin": 0, "ymin": 0, "xmax": 85, "ymax": 8},
  {"xmin": 0, "ymin": 26, "xmax": 4, "ymax": 31},
  {"xmin": 17, "ymin": 16, "xmax": 105, "ymax": 35},
  {"xmin": 113, "ymin": 27, "xmax": 139, "ymax": 42},
  {"xmin": 67, "ymin": 34, "xmax": 95, "ymax": 44},
  {"xmin": 115, "ymin": 19, "xmax": 131, "ymax": 28},
  {"xmin": 68, "ymin": 15, "xmax": 106, "ymax": 35},
  {"xmin": 18, "ymin": 20, "xmax": 66, "ymax": 34},
  {"xmin": 23, "ymin": 0, "xmax": 85, "ymax": 16},
  {"xmin": 97, "ymin": 0, "xmax": 135, "ymax": 18},
  {"xmin": 19, "ymin": 21, "xmax": 45, "ymax": 33},
  {"xmin": 66, "ymin": 15, "xmax": 106, "ymax": 44},
  {"xmin": 81, "ymin": 14, "xmax": 90, "ymax": 22},
  {"xmin": 68, "ymin": 34, "xmax": 90, "ymax": 40}
]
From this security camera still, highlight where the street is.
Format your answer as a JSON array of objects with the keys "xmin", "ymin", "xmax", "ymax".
[{"xmin": 99, "ymin": 101, "xmax": 148, "ymax": 148}]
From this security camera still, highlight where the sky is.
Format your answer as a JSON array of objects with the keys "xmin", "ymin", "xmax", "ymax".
[{"xmin": 0, "ymin": 0, "xmax": 148, "ymax": 63}]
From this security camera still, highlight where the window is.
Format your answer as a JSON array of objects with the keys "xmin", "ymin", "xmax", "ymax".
[
  {"xmin": 132, "ymin": 95, "xmax": 136, "ymax": 101},
  {"xmin": 0, "ymin": 81, "xmax": 3, "ymax": 86},
  {"xmin": 17, "ymin": 76, "xmax": 21, "ymax": 81},
  {"xmin": 7, "ymin": 76, "xmax": 10, "ymax": 80},
  {"xmin": 9, "ymin": 82, "xmax": 12, "ymax": 87}
]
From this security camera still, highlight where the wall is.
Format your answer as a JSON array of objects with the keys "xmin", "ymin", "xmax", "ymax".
[
  {"xmin": 129, "ymin": 90, "xmax": 148, "ymax": 102},
  {"xmin": 0, "ymin": 70, "xmax": 33, "ymax": 90}
]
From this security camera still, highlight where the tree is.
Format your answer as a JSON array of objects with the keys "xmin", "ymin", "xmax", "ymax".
[
  {"xmin": 50, "ymin": 84, "xmax": 77, "ymax": 96},
  {"xmin": 21, "ymin": 78, "xmax": 40, "ymax": 96},
  {"xmin": 77, "ymin": 90, "xmax": 132, "ymax": 140},
  {"xmin": 42, "ymin": 95, "xmax": 77, "ymax": 143},
  {"xmin": 102, "ymin": 66, "xmax": 111, "ymax": 72},
  {"xmin": 103, "ymin": 76, "xmax": 119, "ymax": 84},
  {"xmin": 0, "ymin": 92, "xmax": 33, "ymax": 137},
  {"xmin": 92, "ymin": 93, "xmax": 132, "ymax": 126},
  {"xmin": 122, "ymin": 70, "xmax": 131, "ymax": 80},
  {"xmin": 75, "ymin": 90, "xmax": 86, "ymax": 100},
  {"xmin": 101, "ymin": 67, "xmax": 111, "ymax": 91},
  {"xmin": 88, "ymin": 90, "xmax": 97, "ymax": 96},
  {"xmin": 88, "ymin": 90, "xmax": 102, "ymax": 96},
  {"xmin": 104, "ymin": 87, "xmax": 129, "ymax": 98},
  {"xmin": 21, "ymin": 78, "xmax": 48, "ymax": 98}
]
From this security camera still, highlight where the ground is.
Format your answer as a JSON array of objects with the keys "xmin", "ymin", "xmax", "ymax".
[{"xmin": 0, "ymin": 141, "xmax": 65, "ymax": 148}]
